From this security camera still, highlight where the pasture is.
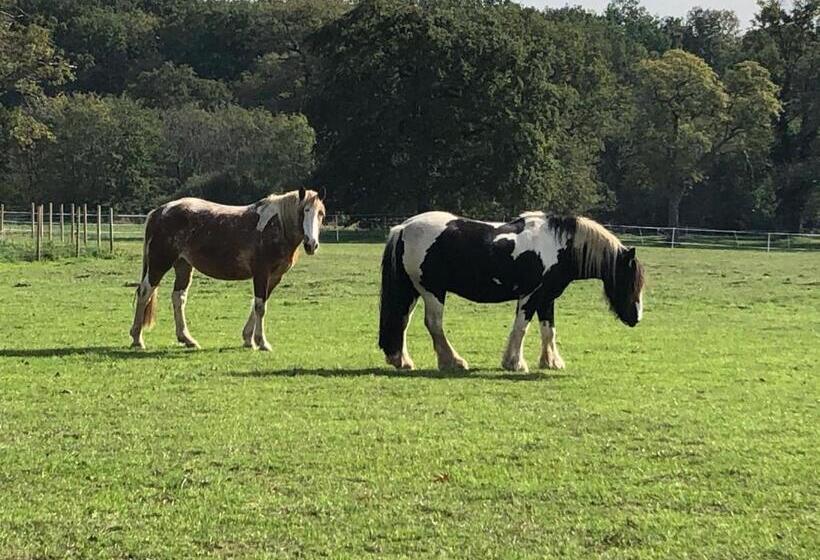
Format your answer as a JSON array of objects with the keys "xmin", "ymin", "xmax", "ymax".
[{"xmin": 0, "ymin": 242, "xmax": 817, "ymax": 558}]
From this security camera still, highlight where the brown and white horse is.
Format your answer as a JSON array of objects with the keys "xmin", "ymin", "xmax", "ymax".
[{"xmin": 130, "ymin": 188, "xmax": 325, "ymax": 350}]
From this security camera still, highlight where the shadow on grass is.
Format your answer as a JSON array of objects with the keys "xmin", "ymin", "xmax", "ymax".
[
  {"xmin": 0, "ymin": 345, "xmax": 226, "ymax": 359},
  {"xmin": 227, "ymin": 367, "xmax": 568, "ymax": 382}
]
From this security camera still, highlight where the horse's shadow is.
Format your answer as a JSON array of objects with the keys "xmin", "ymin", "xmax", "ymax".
[
  {"xmin": 0, "ymin": 345, "xmax": 219, "ymax": 360},
  {"xmin": 0, "ymin": 346, "xmax": 568, "ymax": 382},
  {"xmin": 227, "ymin": 368, "xmax": 568, "ymax": 382}
]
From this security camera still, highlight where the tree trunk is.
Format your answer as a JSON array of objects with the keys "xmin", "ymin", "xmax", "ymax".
[{"xmin": 667, "ymin": 188, "xmax": 684, "ymax": 228}]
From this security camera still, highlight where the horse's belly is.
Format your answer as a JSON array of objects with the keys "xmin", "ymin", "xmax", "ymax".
[
  {"xmin": 449, "ymin": 283, "xmax": 517, "ymax": 303},
  {"xmin": 184, "ymin": 251, "xmax": 254, "ymax": 281}
]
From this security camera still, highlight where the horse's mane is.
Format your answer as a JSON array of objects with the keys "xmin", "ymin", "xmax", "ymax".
[
  {"xmin": 547, "ymin": 215, "xmax": 624, "ymax": 280},
  {"xmin": 260, "ymin": 190, "xmax": 303, "ymax": 243}
]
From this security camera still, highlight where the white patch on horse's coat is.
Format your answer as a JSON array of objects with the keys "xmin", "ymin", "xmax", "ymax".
[
  {"xmin": 303, "ymin": 201, "xmax": 321, "ymax": 247},
  {"xmin": 395, "ymin": 212, "xmax": 456, "ymax": 289},
  {"xmin": 255, "ymin": 201, "xmax": 280, "ymax": 232},
  {"xmin": 637, "ymin": 294, "xmax": 643, "ymax": 322},
  {"xmin": 493, "ymin": 215, "xmax": 564, "ymax": 273}
]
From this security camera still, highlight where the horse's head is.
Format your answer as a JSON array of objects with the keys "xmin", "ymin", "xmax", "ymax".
[
  {"xmin": 298, "ymin": 187, "xmax": 326, "ymax": 255},
  {"xmin": 603, "ymin": 247, "xmax": 645, "ymax": 327}
]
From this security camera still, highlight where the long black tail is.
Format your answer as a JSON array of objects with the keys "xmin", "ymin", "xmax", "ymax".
[{"xmin": 378, "ymin": 228, "xmax": 418, "ymax": 357}]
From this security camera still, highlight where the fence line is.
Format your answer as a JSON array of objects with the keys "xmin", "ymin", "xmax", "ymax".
[{"xmin": 1, "ymin": 206, "xmax": 819, "ymax": 258}]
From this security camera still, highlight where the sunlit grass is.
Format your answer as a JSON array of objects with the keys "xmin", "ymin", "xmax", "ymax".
[{"xmin": 0, "ymin": 243, "xmax": 817, "ymax": 558}]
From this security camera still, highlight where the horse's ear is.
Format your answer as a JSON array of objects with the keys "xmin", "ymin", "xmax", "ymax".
[
  {"xmin": 319, "ymin": 186, "xmax": 327, "ymax": 200},
  {"xmin": 625, "ymin": 247, "xmax": 636, "ymax": 259},
  {"xmin": 298, "ymin": 187, "xmax": 306, "ymax": 201}
]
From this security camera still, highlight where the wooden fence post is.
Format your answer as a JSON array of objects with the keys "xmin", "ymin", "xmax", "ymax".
[
  {"xmin": 75, "ymin": 207, "xmax": 81, "ymax": 257},
  {"xmin": 83, "ymin": 204, "xmax": 88, "ymax": 245},
  {"xmin": 47, "ymin": 202, "xmax": 52, "ymax": 241},
  {"xmin": 335, "ymin": 214, "xmax": 339, "ymax": 242},
  {"xmin": 70, "ymin": 203, "xmax": 75, "ymax": 242},
  {"xmin": 36, "ymin": 205, "xmax": 43, "ymax": 260},
  {"xmin": 109, "ymin": 207, "xmax": 114, "ymax": 253},
  {"xmin": 767, "ymin": 233, "xmax": 772, "ymax": 254},
  {"xmin": 31, "ymin": 202, "xmax": 36, "ymax": 239},
  {"xmin": 96, "ymin": 204, "xmax": 102, "ymax": 250},
  {"xmin": 60, "ymin": 203, "xmax": 64, "ymax": 242},
  {"xmin": 0, "ymin": 203, "xmax": 4, "ymax": 239},
  {"xmin": 671, "ymin": 227, "xmax": 676, "ymax": 249}
]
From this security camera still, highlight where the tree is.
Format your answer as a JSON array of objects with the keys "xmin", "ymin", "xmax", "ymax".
[
  {"xmin": 310, "ymin": 0, "xmax": 618, "ymax": 215},
  {"xmin": 163, "ymin": 104, "xmax": 315, "ymax": 202},
  {"xmin": 678, "ymin": 8, "xmax": 741, "ymax": 73},
  {"xmin": 233, "ymin": 0, "xmax": 353, "ymax": 114},
  {"xmin": 128, "ymin": 62, "xmax": 233, "ymax": 109},
  {"xmin": 627, "ymin": 50, "xmax": 780, "ymax": 227},
  {"xmin": 743, "ymin": 0, "xmax": 820, "ymax": 230},
  {"xmin": 8, "ymin": 94, "xmax": 167, "ymax": 210},
  {"xmin": 0, "ymin": 4, "xmax": 72, "ymax": 199}
]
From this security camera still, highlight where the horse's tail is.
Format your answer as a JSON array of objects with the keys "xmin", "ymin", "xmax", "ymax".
[
  {"xmin": 378, "ymin": 226, "xmax": 418, "ymax": 358},
  {"xmin": 137, "ymin": 210, "xmax": 158, "ymax": 330}
]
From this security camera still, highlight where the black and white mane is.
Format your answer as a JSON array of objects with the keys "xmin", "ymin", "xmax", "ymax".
[{"xmin": 378, "ymin": 211, "xmax": 645, "ymax": 372}]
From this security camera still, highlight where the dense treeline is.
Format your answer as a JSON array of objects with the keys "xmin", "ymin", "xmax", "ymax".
[{"xmin": 0, "ymin": 0, "xmax": 817, "ymax": 229}]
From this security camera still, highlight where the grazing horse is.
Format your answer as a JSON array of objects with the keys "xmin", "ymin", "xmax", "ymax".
[
  {"xmin": 130, "ymin": 188, "xmax": 325, "ymax": 350},
  {"xmin": 379, "ymin": 211, "xmax": 645, "ymax": 371}
]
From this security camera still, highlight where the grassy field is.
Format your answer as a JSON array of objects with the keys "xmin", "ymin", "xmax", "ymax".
[{"xmin": 0, "ymin": 242, "xmax": 817, "ymax": 559}]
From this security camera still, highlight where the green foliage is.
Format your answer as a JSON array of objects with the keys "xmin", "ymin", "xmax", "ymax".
[
  {"xmin": 9, "ymin": 94, "xmax": 167, "ymax": 210},
  {"xmin": 163, "ymin": 105, "xmax": 316, "ymax": 201},
  {"xmin": 626, "ymin": 50, "xmax": 780, "ymax": 226},
  {"xmin": 0, "ymin": 6, "xmax": 72, "ymax": 191},
  {"xmin": 310, "ymin": 0, "xmax": 617, "ymax": 215},
  {"xmin": 128, "ymin": 62, "xmax": 234, "ymax": 109},
  {"xmin": 0, "ymin": 0, "xmax": 816, "ymax": 230},
  {"xmin": 742, "ymin": 0, "xmax": 820, "ymax": 229}
]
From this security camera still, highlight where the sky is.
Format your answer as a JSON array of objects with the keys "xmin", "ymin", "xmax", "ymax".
[{"xmin": 518, "ymin": 0, "xmax": 763, "ymax": 28}]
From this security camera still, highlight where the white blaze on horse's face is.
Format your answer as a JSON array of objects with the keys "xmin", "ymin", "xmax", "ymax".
[{"xmin": 302, "ymin": 198, "xmax": 324, "ymax": 255}]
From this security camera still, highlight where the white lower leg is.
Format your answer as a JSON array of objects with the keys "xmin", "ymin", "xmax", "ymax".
[
  {"xmin": 252, "ymin": 297, "xmax": 272, "ymax": 351},
  {"xmin": 502, "ymin": 310, "xmax": 530, "ymax": 372},
  {"xmin": 539, "ymin": 321, "xmax": 565, "ymax": 369},
  {"xmin": 172, "ymin": 289, "xmax": 199, "ymax": 348},
  {"xmin": 242, "ymin": 298, "xmax": 256, "ymax": 348},
  {"xmin": 423, "ymin": 297, "xmax": 467, "ymax": 370},
  {"xmin": 130, "ymin": 278, "xmax": 154, "ymax": 348}
]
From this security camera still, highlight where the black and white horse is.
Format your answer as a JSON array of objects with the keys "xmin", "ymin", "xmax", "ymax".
[{"xmin": 378, "ymin": 211, "xmax": 645, "ymax": 371}]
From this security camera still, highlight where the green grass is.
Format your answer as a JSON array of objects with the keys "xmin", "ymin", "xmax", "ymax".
[{"xmin": 0, "ymin": 243, "xmax": 817, "ymax": 559}]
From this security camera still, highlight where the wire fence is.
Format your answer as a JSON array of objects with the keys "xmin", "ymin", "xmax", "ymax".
[{"xmin": 1, "ymin": 204, "xmax": 819, "ymax": 260}]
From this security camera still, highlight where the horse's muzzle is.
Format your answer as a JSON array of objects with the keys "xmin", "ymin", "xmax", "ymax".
[{"xmin": 304, "ymin": 238, "xmax": 319, "ymax": 255}]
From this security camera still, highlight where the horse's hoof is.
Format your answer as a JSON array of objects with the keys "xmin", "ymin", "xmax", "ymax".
[
  {"xmin": 243, "ymin": 340, "xmax": 256, "ymax": 349},
  {"xmin": 131, "ymin": 341, "xmax": 145, "ymax": 350},
  {"xmin": 180, "ymin": 339, "xmax": 200, "ymax": 349},
  {"xmin": 501, "ymin": 358, "xmax": 528, "ymax": 372},
  {"xmin": 386, "ymin": 353, "xmax": 415, "ymax": 370},
  {"xmin": 440, "ymin": 357, "xmax": 469, "ymax": 371},
  {"xmin": 256, "ymin": 341, "xmax": 273, "ymax": 352},
  {"xmin": 539, "ymin": 354, "xmax": 565, "ymax": 370}
]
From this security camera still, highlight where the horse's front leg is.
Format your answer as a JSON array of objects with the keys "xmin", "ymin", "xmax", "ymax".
[
  {"xmin": 537, "ymin": 298, "xmax": 565, "ymax": 370},
  {"xmin": 243, "ymin": 270, "xmax": 272, "ymax": 351},
  {"xmin": 501, "ymin": 293, "xmax": 537, "ymax": 372}
]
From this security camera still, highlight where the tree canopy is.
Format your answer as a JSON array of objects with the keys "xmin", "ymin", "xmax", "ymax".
[{"xmin": 0, "ymin": 0, "xmax": 816, "ymax": 230}]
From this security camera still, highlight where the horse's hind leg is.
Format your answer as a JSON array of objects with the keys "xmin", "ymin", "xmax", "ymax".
[
  {"xmin": 537, "ymin": 299, "xmax": 565, "ymax": 370},
  {"xmin": 422, "ymin": 292, "xmax": 468, "ymax": 371},
  {"xmin": 130, "ymin": 277, "xmax": 158, "ymax": 349},
  {"xmin": 242, "ymin": 299, "xmax": 257, "ymax": 348},
  {"xmin": 130, "ymin": 243, "xmax": 174, "ymax": 349},
  {"xmin": 172, "ymin": 259, "xmax": 200, "ymax": 349},
  {"xmin": 501, "ymin": 293, "xmax": 537, "ymax": 372}
]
